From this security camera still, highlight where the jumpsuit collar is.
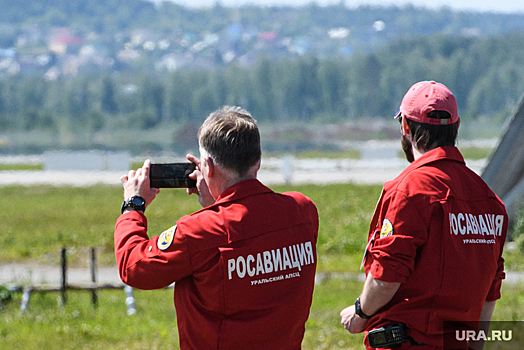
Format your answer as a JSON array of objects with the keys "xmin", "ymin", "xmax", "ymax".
[
  {"xmin": 403, "ymin": 146, "xmax": 465, "ymax": 172},
  {"xmin": 215, "ymin": 179, "xmax": 274, "ymax": 204}
]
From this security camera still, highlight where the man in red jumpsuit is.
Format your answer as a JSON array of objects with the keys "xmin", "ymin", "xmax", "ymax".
[
  {"xmin": 340, "ymin": 81, "xmax": 507, "ymax": 350},
  {"xmin": 115, "ymin": 106, "xmax": 318, "ymax": 350}
]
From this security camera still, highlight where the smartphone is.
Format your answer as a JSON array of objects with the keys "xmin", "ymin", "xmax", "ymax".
[{"xmin": 149, "ymin": 163, "xmax": 197, "ymax": 188}]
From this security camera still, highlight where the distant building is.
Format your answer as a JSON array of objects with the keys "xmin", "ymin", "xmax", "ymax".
[{"xmin": 49, "ymin": 28, "xmax": 83, "ymax": 55}]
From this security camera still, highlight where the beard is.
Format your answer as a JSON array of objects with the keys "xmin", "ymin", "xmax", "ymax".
[{"xmin": 401, "ymin": 134, "xmax": 415, "ymax": 163}]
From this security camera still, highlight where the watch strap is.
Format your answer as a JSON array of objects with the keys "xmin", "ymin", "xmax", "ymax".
[
  {"xmin": 121, "ymin": 196, "xmax": 146, "ymax": 214},
  {"xmin": 355, "ymin": 297, "xmax": 372, "ymax": 320}
]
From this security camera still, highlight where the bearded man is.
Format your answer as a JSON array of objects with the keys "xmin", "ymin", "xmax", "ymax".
[{"xmin": 340, "ymin": 81, "xmax": 507, "ymax": 350}]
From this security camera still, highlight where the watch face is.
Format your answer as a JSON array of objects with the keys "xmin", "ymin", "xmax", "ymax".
[{"xmin": 132, "ymin": 197, "xmax": 146, "ymax": 206}]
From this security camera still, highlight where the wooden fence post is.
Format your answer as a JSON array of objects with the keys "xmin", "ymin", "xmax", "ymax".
[
  {"xmin": 10, "ymin": 247, "xmax": 132, "ymax": 311},
  {"xmin": 90, "ymin": 247, "xmax": 98, "ymax": 308},
  {"xmin": 60, "ymin": 247, "xmax": 67, "ymax": 306}
]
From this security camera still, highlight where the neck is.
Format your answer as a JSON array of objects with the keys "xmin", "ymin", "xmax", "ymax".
[
  {"xmin": 222, "ymin": 173, "xmax": 257, "ymax": 192},
  {"xmin": 212, "ymin": 167, "xmax": 258, "ymax": 199},
  {"xmin": 412, "ymin": 145, "xmax": 425, "ymax": 161},
  {"xmin": 412, "ymin": 142, "xmax": 438, "ymax": 161}
]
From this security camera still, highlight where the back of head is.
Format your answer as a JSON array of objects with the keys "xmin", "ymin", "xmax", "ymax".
[
  {"xmin": 198, "ymin": 106, "xmax": 261, "ymax": 177},
  {"xmin": 395, "ymin": 81, "xmax": 460, "ymax": 151}
]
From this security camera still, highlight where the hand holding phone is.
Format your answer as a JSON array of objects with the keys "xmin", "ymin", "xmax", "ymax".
[
  {"xmin": 120, "ymin": 159, "xmax": 160, "ymax": 207},
  {"xmin": 185, "ymin": 153, "xmax": 216, "ymax": 208}
]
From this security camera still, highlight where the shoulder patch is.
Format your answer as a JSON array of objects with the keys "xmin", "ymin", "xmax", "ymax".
[
  {"xmin": 380, "ymin": 219, "xmax": 393, "ymax": 238},
  {"xmin": 157, "ymin": 225, "xmax": 176, "ymax": 250}
]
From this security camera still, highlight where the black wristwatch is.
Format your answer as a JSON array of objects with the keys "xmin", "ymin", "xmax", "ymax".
[
  {"xmin": 121, "ymin": 195, "xmax": 146, "ymax": 214},
  {"xmin": 355, "ymin": 297, "xmax": 372, "ymax": 320}
]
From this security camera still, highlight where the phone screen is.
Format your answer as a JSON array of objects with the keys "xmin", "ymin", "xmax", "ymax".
[{"xmin": 150, "ymin": 163, "xmax": 196, "ymax": 188}]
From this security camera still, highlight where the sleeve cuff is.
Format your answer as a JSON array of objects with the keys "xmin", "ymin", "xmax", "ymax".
[
  {"xmin": 485, "ymin": 278, "xmax": 502, "ymax": 301},
  {"xmin": 369, "ymin": 259, "xmax": 408, "ymax": 283}
]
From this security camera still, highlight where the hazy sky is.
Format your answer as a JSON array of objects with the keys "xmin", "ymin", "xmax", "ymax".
[{"xmin": 163, "ymin": 0, "xmax": 524, "ymax": 14}]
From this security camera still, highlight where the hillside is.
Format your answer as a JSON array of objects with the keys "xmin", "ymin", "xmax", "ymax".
[{"xmin": 1, "ymin": 1, "xmax": 524, "ymax": 153}]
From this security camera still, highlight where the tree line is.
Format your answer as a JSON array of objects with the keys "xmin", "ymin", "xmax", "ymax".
[{"xmin": 1, "ymin": 32, "xmax": 524, "ymax": 134}]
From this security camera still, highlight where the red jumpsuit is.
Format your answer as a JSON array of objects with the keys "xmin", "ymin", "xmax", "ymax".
[
  {"xmin": 362, "ymin": 147, "xmax": 507, "ymax": 349},
  {"xmin": 115, "ymin": 179, "xmax": 319, "ymax": 350}
]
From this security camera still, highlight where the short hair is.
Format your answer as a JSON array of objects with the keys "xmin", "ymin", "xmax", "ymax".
[
  {"xmin": 198, "ymin": 106, "xmax": 261, "ymax": 177},
  {"xmin": 402, "ymin": 111, "xmax": 458, "ymax": 152}
]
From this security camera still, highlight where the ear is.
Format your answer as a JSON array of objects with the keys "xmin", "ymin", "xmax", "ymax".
[
  {"xmin": 401, "ymin": 116, "xmax": 410, "ymax": 136},
  {"xmin": 204, "ymin": 156, "xmax": 215, "ymax": 178}
]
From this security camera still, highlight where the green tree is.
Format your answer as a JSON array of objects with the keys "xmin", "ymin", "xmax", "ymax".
[
  {"xmin": 192, "ymin": 85, "xmax": 217, "ymax": 121},
  {"xmin": 101, "ymin": 75, "xmax": 118, "ymax": 114},
  {"xmin": 348, "ymin": 54, "xmax": 382, "ymax": 118},
  {"xmin": 223, "ymin": 64, "xmax": 256, "ymax": 113},
  {"xmin": 280, "ymin": 57, "xmax": 322, "ymax": 121},
  {"xmin": 317, "ymin": 59, "xmax": 349, "ymax": 117},
  {"xmin": 165, "ymin": 71, "xmax": 194, "ymax": 123},
  {"xmin": 253, "ymin": 56, "xmax": 276, "ymax": 121},
  {"xmin": 210, "ymin": 69, "xmax": 228, "ymax": 108},
  {"xmin": 65, "ymin": 77, "xmax": 90, "ymax": 119},
  {"xmin": 15, "ymin": 77, "xmax": 48, "ymax": 130},
  {"xmin": 139, "ymin": 74, "xmax": 164, "ymax": 124}
]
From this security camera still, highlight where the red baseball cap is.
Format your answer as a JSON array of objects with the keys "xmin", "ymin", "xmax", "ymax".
[{"xmin": 394, "ymin": 81, "xmax": 459, "ymax": 125}]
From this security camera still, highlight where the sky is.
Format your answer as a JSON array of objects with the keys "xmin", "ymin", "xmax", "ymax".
[{"xmin": 161, "ymin": 0, "xmax": 524, "ymax": 14}]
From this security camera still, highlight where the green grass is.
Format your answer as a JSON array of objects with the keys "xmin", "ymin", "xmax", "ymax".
[
  {"xmin": 288, "ymin": 183, "xmax": 381, "ymax": 270},
  {"xmin": 0, "ymin": 288, "xmax": 180, "ymax": 349},
  {"xmin": 2, "ymin": 281, "xmax": 363, "ymax": 350},
  {"xmin": 494, "ymin": 282, "xmax": 524, "ymax": 322},
  {"xmin": 0, "ymin": 183, "xmax": 381, "ymax": 271},
  {"xmin": 0, "ymin": 183, "xmax": 522, "ymax": 349},
  {"xmin": 1, "ymin": 278, "xmax": 522, "ymax": 349},
  {"xmin": 1, "ymin": 182, "xmax": 521, "ymax": 271},
  {"xmin": 0, "ymin": 164, "xmax": 43, "ymax": 171},
  {"xmin": 303, "ymin": 277, "xmax": 366, "ymax": 349},
  {"xmin": 503, "ymin": 249, "xmax": 524, "ymax": 272},
  {"xmin": 0, "ymin": 185, "xmax": 204, "ymax": 266},
  {"xmin": 457, "ymin": 146, "xmax": 493, "ymax": 160},
  {"xmin": 0, "ymin": 181, "xmax": 521, "ymax": 271}
]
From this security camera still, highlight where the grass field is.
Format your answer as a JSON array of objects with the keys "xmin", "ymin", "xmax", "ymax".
[
  {"xmin": 1, "ymin": 278, "xmax": 522, "ymax": 349},
  {"xmin": 457, "ymin": 146, "xmax": 493, "ymax": 160},
  {"xmin": 3, "ymin": 278, "xmax": 364, "ymax": 350},
  {"xmin": 0, "ymin": 183, "xmax": 523, "ymax": 349},
  {"xmin": 0, "ymin": 164, "xmax": 43, "ymax": 171},
  {"xmin": 0, "ymin": 183, "xmax": 381, "ymax": 269}
]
